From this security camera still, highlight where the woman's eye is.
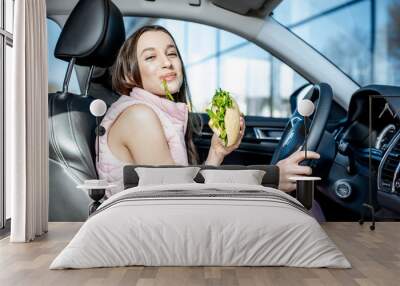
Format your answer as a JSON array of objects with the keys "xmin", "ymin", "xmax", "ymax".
[
  {"xmin": 167, "ymin": 52, "xmax": 177, "ymax": 57},
  {"xmin": 145, "ymin": 55, "xmax": 155, "ymax": 61}
]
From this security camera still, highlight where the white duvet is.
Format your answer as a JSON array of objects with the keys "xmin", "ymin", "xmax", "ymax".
[{"xmin": 50, "ymin": 183, "xmax": 351, "ymax": 269}]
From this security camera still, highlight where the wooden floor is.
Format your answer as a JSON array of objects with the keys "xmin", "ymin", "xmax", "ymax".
[{"xmin": 0, "ymin": 222, "xmax": 399, "ymax": 286}]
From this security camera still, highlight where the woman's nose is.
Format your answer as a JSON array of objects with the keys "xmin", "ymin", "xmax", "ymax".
[{"xmin": 160, "ymin": 54, "xmax": 172, "ymax": 68}]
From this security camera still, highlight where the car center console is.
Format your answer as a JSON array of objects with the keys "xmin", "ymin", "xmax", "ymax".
[{"xmin": 377, "ymin": 129, "xmax": 400, "ymax": 213}]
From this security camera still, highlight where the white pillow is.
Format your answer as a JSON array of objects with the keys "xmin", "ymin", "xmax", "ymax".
[
  {"xmin": 135, "ymin": 167, "xmax": 201, "ymax": 186},
  {"xmin": 200, "ymin": 169, "xmax": 266, "ymax": 185}
]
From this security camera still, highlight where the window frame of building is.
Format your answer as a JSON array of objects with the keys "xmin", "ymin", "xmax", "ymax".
[{"xmin": 0, "ymin": 0, "xmax": 13, "ymax": 233}]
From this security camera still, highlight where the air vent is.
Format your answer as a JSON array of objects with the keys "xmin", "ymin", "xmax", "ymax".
[{"xmin": 378, "ymin": 130, "xmax": 400, "ymax": 194}]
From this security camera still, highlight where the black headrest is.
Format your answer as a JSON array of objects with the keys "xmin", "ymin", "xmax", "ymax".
[{"xmin": 55, "ymin": 0, "xmax": 125, "ymax": 68}]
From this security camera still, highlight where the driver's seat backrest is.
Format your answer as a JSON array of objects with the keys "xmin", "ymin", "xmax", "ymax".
[{"xmin": 48, "ymin": 0, "xmax": 125, "ymax": 221}]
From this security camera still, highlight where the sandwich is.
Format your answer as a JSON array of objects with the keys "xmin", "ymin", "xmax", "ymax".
[{"xmin": 206, "ymin": 88, "xmax": 241, "ymax": 147}]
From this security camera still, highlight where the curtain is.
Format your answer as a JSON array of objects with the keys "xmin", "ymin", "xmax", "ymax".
[{"xmin": 7, "ymin": 0, "xmax": 49, "ymax": 242}]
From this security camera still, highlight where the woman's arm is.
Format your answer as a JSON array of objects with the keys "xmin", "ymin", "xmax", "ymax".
[{"xmin": 113, "ymin": 104, "xmax": 175, "ymax": 165}]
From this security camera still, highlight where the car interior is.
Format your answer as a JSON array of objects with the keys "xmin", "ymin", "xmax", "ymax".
[{"xmin": 47, "ymin": 0, "xmax": 400, "ymax": 223}]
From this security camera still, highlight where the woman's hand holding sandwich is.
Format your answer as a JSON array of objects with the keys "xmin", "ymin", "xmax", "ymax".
[
  {"xmin": 205, "ymin": 116, "xmax": 245, "ymax": 165},
  {"xmin": 205, "ymin": 89, "xmax": 245, "ymax": 166},
  {"xmin": 276, "ymin": 150, "xmax": 320, "ymax": 192}
]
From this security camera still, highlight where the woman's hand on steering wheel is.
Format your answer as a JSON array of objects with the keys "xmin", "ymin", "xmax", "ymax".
[{"xmin": 276, "ymin": 149, "xmax": 320, "ymax": 193}]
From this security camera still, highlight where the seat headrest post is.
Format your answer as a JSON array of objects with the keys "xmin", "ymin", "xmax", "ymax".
[
  {"xmin": 62, "ymin": 57, "xmax": 76, "ymax": 93},
  {"xmin": 83, "ymin": 65, "xmax": 95, "ymax": 97}
]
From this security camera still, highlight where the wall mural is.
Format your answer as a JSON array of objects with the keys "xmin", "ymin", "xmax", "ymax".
[{"xmin": 44, "ymin": 0, "xmax": 400, "ymax": 273}]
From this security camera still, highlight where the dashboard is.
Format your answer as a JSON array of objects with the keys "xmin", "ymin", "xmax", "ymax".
[
  {"xmin": 321, "ymin": 86, "xmax": 400, "ymax": 219},
  {"xmin": 344, "ymin": 96, "xmax": 400, "ymax": 196}
]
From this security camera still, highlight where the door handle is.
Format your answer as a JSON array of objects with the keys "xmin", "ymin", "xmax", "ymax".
[{"xmin": 253, "ymin": 127, "xmax": 281, "ymax": 141}]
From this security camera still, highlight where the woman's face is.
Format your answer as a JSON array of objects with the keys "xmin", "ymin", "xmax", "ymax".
[{"xmin": 136, "ymin": 30, "xmax": 183, "ymax": 97}]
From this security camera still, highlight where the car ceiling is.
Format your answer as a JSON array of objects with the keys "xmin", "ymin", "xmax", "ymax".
[{"xmin": 46, "ymin": 0, "xmax": 282, "ymax": 17}]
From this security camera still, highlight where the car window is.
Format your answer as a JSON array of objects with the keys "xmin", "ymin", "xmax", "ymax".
[
  {"xmin": 47, "ymin": 18, "xmax": 81, "ymax": 95},
  {"xmin": 124, "ymin": 17, "xmax": 308, "ymax": 118},
  {"xmin": 274, "ymin": 0, "xmax": 400, "ymax": 87}
]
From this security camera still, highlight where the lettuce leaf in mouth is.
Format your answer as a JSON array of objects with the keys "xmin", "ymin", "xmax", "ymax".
[
  {"xmin": 162, "ymin": 79, "xmax": 174, "ymax": 101},
  {"xmin": 206, "ymin": 88, "xmax": 233, "ymax": 146}
]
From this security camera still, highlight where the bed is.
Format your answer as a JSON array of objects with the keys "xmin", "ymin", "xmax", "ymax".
[{"xmin": 49, "ymin": 165, "xmax": 350, "ymax": 269}]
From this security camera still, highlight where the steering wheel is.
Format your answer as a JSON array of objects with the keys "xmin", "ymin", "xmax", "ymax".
[{"xmin": 270, "ymin": 83, "xmax": 333, "ymax": 165}]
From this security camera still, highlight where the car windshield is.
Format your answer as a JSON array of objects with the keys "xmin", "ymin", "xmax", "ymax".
[{"xmin": 273, "ymin": 0, "xmax": 400, "ymax": 87}]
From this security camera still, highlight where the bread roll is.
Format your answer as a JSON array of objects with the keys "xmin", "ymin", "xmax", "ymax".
[{"xmin": 224, "ymin": 98, "xmax": 241, "ymax": 147}]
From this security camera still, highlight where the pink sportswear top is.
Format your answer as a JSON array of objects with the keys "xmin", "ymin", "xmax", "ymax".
[{"xmin": 96, "ymin": 87, "xmax": 189, "ymax": 197}]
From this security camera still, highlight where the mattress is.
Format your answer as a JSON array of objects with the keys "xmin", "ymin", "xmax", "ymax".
[{"xmin": 50, "ymin": 183, "xmax": 351, "ymax": 269}]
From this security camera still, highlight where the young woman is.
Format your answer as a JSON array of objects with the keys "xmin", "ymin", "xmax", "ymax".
[{"xmin": 96, "ymin": 25, "xmax": 320, "ymax": 202}]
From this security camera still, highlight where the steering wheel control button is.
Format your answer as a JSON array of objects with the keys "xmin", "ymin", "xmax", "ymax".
[
  {"xmin": 338, "ymin": 141, "xmax": 349, "ymax": 154},
  {"xmin": 334, "ymin": 180, "xmax": 352, "ymax": 199}
]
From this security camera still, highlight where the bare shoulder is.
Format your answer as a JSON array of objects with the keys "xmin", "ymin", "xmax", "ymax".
[
  {"xmin": 112, "ymin": 104, "xmax": 164, "ymax": 142},
  {"xmin": 107, "ymin": 103, "xmax": 172, "ymax": 164},
  {"xmin": 117, "ymin": 104, "xmax": 161, "ymax": 128}
]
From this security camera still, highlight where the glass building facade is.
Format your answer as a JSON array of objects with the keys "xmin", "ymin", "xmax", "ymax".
[{"xmin": 274, "ymin": 0, "xmax": 400, "ymax": 87}]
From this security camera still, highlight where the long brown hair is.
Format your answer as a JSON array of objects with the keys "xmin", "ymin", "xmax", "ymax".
[{"xmin": 112, "ymin": 25, "xmax": 201, "ymax": 164}]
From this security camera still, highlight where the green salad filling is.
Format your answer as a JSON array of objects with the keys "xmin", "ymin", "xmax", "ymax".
[
  {"xmin": 206, "ymin": 88, "xmax": 233, "ymax": 146},
  {"xmin": 162, "ymin": 79, "xmax": 174, "ymax": 101}
]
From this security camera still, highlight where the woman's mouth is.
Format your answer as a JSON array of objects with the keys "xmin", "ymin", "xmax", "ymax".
[{"xmin": 161, "ymin": 73, "xmax": 176, "ymax": 81}]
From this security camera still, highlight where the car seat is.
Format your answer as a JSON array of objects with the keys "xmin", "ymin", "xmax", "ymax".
[{"xmin": 48, "ymin": 0, "xmax": 125, "ymax": 221}]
